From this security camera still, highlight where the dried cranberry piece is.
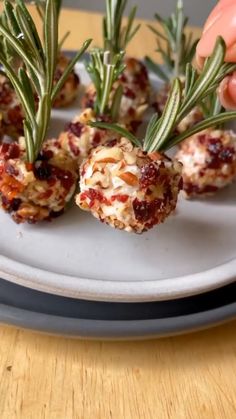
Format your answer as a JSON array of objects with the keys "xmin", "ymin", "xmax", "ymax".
[
  {"xmin": 67, "ymin": 121, "xmax": 83, "ymax": 137},
  {"xmin": 206, "ymin": 138, "xmax": 235, "ymax": 169},
  {"xmin": 54, "ymin": 68, "xmax": 63, "ymax": 82},
  {"xmin": 96, "ymin": 114, "xmax": 112, "ymax": 123},
  {"xmin": 34, "ymin": 162, "xmax": 52, "ymax": 180},
  {"xmin": 38, "ymin": 150, "xmax": 54, "ymax": 161},
  {"xmin": 178, "ymin": 177, "xmax": 183, "ymax": 190},
  {"xmin": 84, "ymin": 97, "xmax": 95, "ymax": 109},
  {"xmin": 73, "ymin": 73, "xmax": 80, "ymax": 85},
  {"xmin": 1, "ymin": 143, "xmax": 20, "ymax": 160},
  {"xmin": 129, "ymin": 120, "xmax": 141, "ymax": 134},
  {"xmin": 7, "ymin": 105, "xmax": 23, "ymax": 126},
  {"xmin": 106, "ymin": 139, "xmax": 118, "ymax": 147},
  {"xmin": 123, "ymin": 86, "xmax": 136, "ymax": 99},
  {"xmin": 11, "ymin": 198, "xmax": 22, "ymax": 211},
  {"xmin": 152, "ymin": 101, "xmax": 160, "ymax": 112},
  {"xmin": 50, "ymin": 166, "xmax": 75, "ymax": 190},
  {"xmin": 1, "ymin": 196, "xmax": 21, "ymax": 212},
  {"xmin": 119, "ymin": 74, "xmax": 127, "ymax": 83},
  {"xmin": 218, "ymin": 147, "xmax": 234, "ymax": 163},
  {"xmin": 92, "ymin": 132, "xmax": 101, "ymax": 147},
  {"xmin": 140, "ymin": 163, "xmax": 159, "ymax": 188},
  {"xmin": 133, "ymin": 198, "xmax": 160, "ymax": 223},
  {"xmin": 111, "ymin": 194, "xmax": 129, "ymax": 203},
  {"xmin": 5, "ymin": 163, "xmax": 19, "ymax": 176}
]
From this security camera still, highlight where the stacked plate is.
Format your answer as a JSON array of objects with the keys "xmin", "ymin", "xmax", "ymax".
[{"xmin": 0, "ymin": 63, "xmax": 235, "ymax": 339}]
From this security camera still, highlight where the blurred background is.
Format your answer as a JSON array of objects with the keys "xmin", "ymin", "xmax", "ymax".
[{"xmin": 63, "ymin": 0, "xmax": 217, "ymax": 26}]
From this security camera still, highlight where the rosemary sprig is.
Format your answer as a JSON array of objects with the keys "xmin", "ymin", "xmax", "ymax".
[
  {"xmin": 32, "ymin": 0, "xmax": 62, "ymax": 19},
  {"xmin": 0, "ymin": 0, "xmax": 91, "ymax": 163},
  {"xmin": 32, "ymin": 0, "xmax": 70, "ymax": 50},
  {"xmin": 145, "ymin": 0, "xmax": 198, "ymax": 80},
  {"xmin": 103, "ymin": 0, "xmax": 140, "ymax": 56},
  {"xmin": 89, "ymin": 37, "xmax": 236, "ymax": 153},
  {"xmin": 199, "ymin": 91, "xmax": 223, "ymax": 119},
  {"xmin": 86, "ymin": 49, "xmax": 125, "ymax": 119}
]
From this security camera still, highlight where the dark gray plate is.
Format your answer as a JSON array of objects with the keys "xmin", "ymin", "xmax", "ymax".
[{"xmin": 0, "ymin": 278, "xmax": 235, "ymax": 339}]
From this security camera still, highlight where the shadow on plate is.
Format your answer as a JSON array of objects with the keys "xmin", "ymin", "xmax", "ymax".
[{"xmin": 201, "ymin": 183, "xmax": 236, "ymax": 206}]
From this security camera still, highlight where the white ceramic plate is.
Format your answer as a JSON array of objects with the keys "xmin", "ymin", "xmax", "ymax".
[{"xmin": 0, "ymin": 63, "xmax": 236, "ymax": 302}]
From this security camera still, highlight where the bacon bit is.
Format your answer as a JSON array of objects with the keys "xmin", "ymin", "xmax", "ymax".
[
  {"xmin": 120, "ymin": 161, "xmax": 126, "ymax": 169},
  {"xmin": 0, "ymin": 174, "xmax": 24, "ymax": 199},
  {"xmin": 26, "ymin": 163, "xmax": 33, "ymax": 171},
  {"xmin": 119, "ymin": 172, "xmax": 138, "ymax": 186},
  {"xmin": 96, "ymin": 157, "xmax": 118, "ymax": 163},
  {"xmin": 149, "ymin": 152, "xmax": 163, "ymax": 161},
  {"xmin": 38, "ymin": 190, "xmax": 53, "ymax": 200},
  {"xmin": 80, "ymin": 189, "xmax": 110, "ymax": 208},
  {"xmin": 15, "ymin": 203, "xmax": 49, "ymax": 223},
  {"xmin": 111, "ymin": 194, "xmax": 129, "ymax": 203}
]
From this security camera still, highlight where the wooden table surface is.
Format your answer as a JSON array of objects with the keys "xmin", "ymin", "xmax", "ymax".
[{"xmin": 0, "ymin": 6, "xmax": 236, "ymax": 419}]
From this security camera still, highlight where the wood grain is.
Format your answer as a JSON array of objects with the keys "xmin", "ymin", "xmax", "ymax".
[
  {"xmin": 0, "ymin": 6, "xmax": 235, "ymax": 419},
  {"xmin": 0, "ymin": 322, "xmax": 236, "ymax": 419}
]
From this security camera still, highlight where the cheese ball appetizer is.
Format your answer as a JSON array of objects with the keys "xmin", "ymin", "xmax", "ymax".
[
  {"xmin": 59, "ymin": 108, "xmax": 121, "ymax": 165},
  {"xmin": 0, "ymin": 0, "xmax": 90, "ymax": 224},
  {"xmin": 0, "ymin": 138, "xmax": 78, "ymax": 223},
  {"xmin": 176, "ymin": 129, "xmax": 236, "ymax": 197},
  {"xmin": 82, "ymin": 56, "xmax": 150, "ymax": 133},
  {"xmin": 117, "ymin": 59, "xmax": 150, "ymax": 133},
  {"xmin": 53, "ymin": 54, "xmax": 80, "ymax": 108},
  {"xmin": 81, "ymin": 1, "xmax": 150, "ymax": 132},
  {"xmin": 0, "ymin": 54, "xmax": 80, "ymax": 143},
  {"xmin": 77, "ymin": 137, "xmax": 182, "ymax": 233},
  {"xmin": 60, "ymin": 49, "xmax": 128, "ymax": 165}
]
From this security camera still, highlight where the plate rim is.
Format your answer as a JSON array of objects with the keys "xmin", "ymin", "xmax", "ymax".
[
  {"xmin": 0, "ymin": 302, "xmax": 235, "ymax": 339},
  {"xmin": 0, "ymin": 254, "xmax": 236, "ymax": 302}
]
